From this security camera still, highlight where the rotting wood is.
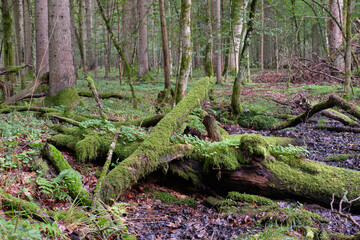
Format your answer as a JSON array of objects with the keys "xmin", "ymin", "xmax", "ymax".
[
  {"xmin": 203, "ymin": 114, "xmax": 222, "ymax": 141},
  {"xmin": 85, "ymin": 76, "xmax": 107, "ymax": 121},
  {"xmin": 100, "ymin": 77, "xmax": 214, "ymax": 202}
]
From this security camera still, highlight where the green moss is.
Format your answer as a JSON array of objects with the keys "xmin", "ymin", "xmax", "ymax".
[
  {"xmin": 325, "ymin": 153, "xmax": 358, "ymax": 162},
  {"xmin": 228, "ymin": 192, "xmax": 277, "ymax": 207},
  {"xmin": 223, "ymin": 134, "xmax": 297, "ymax": 146},
  {"xmin": 32, "ymin": 158, "xmax": 49, "ymax": 176},
  {"xmin": 76, "ymin": 135, "xmax": 103, "ymax": 162},
  {"xmin": 239, "ymin": 134, "xmax": 270, "ymax": 160},
  {"xmin": 45, "ymin": 86, "xmax": 81, "ymax": 107},
  {"xmin": 169, "ymin": 164, "xmax": 201, "ymax": 187},
  {"xmin": 265, "ymin": 154, "xmax": 360, "ymax": 209},
  {"xmin": 51, "ymin": 134, "xmax": 81, "ymax": 150},
  {"xmin": 152, "ymin": 191, "xmax": 197, "ymax": 207},
  {"xmin": 101, "ymin": 77, "xmax": 214, "ymax": 201},
  {"xmin": 320, "ymin": 231, "xmax": 360, "ymax": 240},
  {"xmin": 238, "ymin": 110, "xmax": 279, "ymax": 130},
  {"xmin": 186, "ymin": 115, "xmax": 206, "ymax": 133}
]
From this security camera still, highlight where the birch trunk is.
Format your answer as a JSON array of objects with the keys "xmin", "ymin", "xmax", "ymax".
[{"xmin": 329, "ymin": 0, "xmax": 344, "ymax": 71}]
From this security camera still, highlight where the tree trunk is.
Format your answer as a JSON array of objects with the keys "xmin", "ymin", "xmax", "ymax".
[
  {"xmin": 343, "ymin": 0, "xmax": 353, "ymax": 99},
  {"xmin": 311, "ymin": 24, "xmax": 319, "ymax": 58},
  {"xmin": 231, "ymin": 0, "xmax": 258, "ymax": 117},
  {"xmin": 35, "ymin": 0, "xmax": 49, "ymax": 77},
  {"xmin": 329, "ymin": 0, "xmax": 344, "ymax": 72},
  {"xmin": 46, "ymin": 0, "xmax": 80, "ymax": 106},
  {"xmin": 85, "ymin": 0, "xmax": 96, "ymax": 71},
  {"xmin": 137, "ymin": 0, "xmax": 149, "ymax": 77},
  {"xmin": 175, "ymin": 0, "xmax": 192, "ymax": 104},
  {"xmin": 78, "ymin": 0, "xmax": 87, "ymax": 75},
  {"xmin": 1, "ymin": 0, "xmax": 16, "ymax": 97},
  {"xmin": 122, "ymin": 0, "xmax": 137, "ymax": 64},
  {"xmin": 260, "ymin": 0, "xmax": 264, "ymax": 71},
  {"xmin": 100, "ymin": 77, "xmax": 214, "ymax": 202},
  {"xmin": 159, "ymin": 0, "xmax": 171, "ymax": 89},
  {"xmin": 69, "ymin": 0, "xmax": 79, "ymax": 78},
  {"xmin": 204, "ymin": 1, "xmax": 214, "ymax": 78},
  {"xmin": 12, "ymin": 0, "xmax": 26, "ymax": 89},
  {"xmin": 23, "ymin": 0, "xmax": 33, "ymax": 78},
  {"xmin": 215, "ymin": 0, "xmax": 221, "ymax": 83}
]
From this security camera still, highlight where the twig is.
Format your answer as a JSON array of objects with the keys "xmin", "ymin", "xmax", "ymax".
[{"xmin": 331, "ymin": 192, "xmax": 360, "ymax": 228}]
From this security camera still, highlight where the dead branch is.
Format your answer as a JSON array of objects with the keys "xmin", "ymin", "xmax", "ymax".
[{"xmin": 331, "ymin": 193, "xmax": 360, "ymax": 228}]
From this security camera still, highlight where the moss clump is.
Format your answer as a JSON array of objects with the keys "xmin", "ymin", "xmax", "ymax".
[
  {"xmin": 238, "ymin": 110, "xmax": 279, "ymax": 130},
  {"xmin": 169, "ymin": 163, "xmax": 201, "ymax": 187},
  {"xmin": 75, "ymin": 135, "xmax": 103, "ymax": 162},
  {"xmin": 239, "ymin": 134, "xmax": 270, "ymax": 160},
  {"xmin": 223, "ymin": 134, "xmax": 298, "ymax": 146},
  {"xmin": 51, "ymin": 134, "xmax": 81, "ymax": 150},
  {"xmin": 228, "ymin": 192, "xmax": 277, "ymax": 207},
  {"xmin": 186, "ymin": 115, "xmax": 207, "ymax": 134},
  {"xmin": 325, "ymin": 154, "xmax": 358, "ymax": 162},
  {"xmin": 32, "ymin": 158, "xmax": 49, "ymax": 176},
  {"xmin": 152, "ymin": 191, "xmax": 197, "ymax": 207},
  {"xmin": 265, "ymin": 154, "xmax": 360, "ymax": 209},
  {"xmin": 45, "ymin": 86, "xmax": 81, "ymax": 107}
]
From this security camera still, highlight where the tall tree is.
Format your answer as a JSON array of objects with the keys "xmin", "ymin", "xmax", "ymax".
[
  {"xmin": 343, "ymin": 0, "xmax": 353, "ymax": 98},
  {"xmin": 35, "ymin": 0, "xmax": 49, "ymax": 77},
  {"xmin": 78, "ymin": 0, "xmax": 87, "ymax": 75},
  {"xmin": 122, "ymin": 0, "xmax": 137, "ymax": 65},
  {"xmin": 231, "ymin": 0, "xmax": 258, "ymax": 117},
  {"xmin": 159, "ymin": 0, "xmax": 171, "ymax": 89},
  {"xmin": 23, "ymin": 0, "xmax": 33, "ymax": 78},
  {"xmin": 204, "ymin": 1, "xmax": 214, "ymax": 78},
  {"xmin": 174, "ymin": 0, "xmax": 192, "ymax": 104},
  {"xmin": 1, "ymin": 0, "xmax": 16, "ymax": 97},
  {"xmin": 137, "ymin": 0, "xmax": 150, "ymax": 76},
  {"xmin": 46, "ymin": 0, "xmax": 80, "ymax": 106},
  {"xmin": 85, "ymin": 0, "xmax": 96, "ymax": 71},
  {"xmin": 215, "ymin": 0, "xmax": 221, "ymax": 83},
  {"xmin": 329, "ymin": 0, "xmax": 344, "ymax": 71},
  {"xmin": 12, "ymin": 0, "xmax": 26, "ymax": 89}
]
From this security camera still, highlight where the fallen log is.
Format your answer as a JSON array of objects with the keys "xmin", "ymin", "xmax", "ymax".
[
  {"xmin": 78, "ymin": 91, "xmax": 130, "ymax": 100},
  {"xmin": 99, "ymin": 77, "xmax": 215, "ymax": 202},
  {"xmin": 274, "ymin": 95, "xmax": 360, "ymax": 130}
]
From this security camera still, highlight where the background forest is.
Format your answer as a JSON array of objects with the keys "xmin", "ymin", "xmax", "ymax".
[{"xmin": 0, "ymin": 0, "xmax": 360, "ymax": 239}]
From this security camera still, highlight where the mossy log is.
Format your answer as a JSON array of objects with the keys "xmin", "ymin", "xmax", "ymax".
[
  {"xmin": 78, "ymin": 91, "xmax": 130, "ymax": 100},
  {"xmin": 85, "ymin": 76, "xmax": 107, "ymax": 121},
  {"xmin": 41, "ymin": 143, "xmax": 92, "ymax": 206},
  {"xmin": 100, "ymin": 77, "xmax": 215, "ymax": 202},
  {"xmin": 164, "ymin": 134, "xmax": 360, "ymax": 213},
  {"xmin": 274, "ymin": 95, "xmax": 360, "ymax": 130},
  {"xmin": 0, "ymin": 187, "xmax": 53, "ymax": 223},
  {"xmin": 114, "ymin": 114, "xmax": 164, "ymax": 128}
]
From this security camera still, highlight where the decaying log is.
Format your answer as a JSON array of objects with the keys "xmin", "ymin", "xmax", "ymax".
[
  {"xmin": 78, "ymin": 91, "xmax": 130, "ymax": 100},
  {"xmin": 41, "ymin": 143, "xmax": 92, "ymax": 206},
  {"xmin": 203, "ymin": 114, "xmax": 222, "ymax": 141},
  {"xmin": 1, "ymin": 72, "xmax": 49, "ymax": 105},
  {"xmin": 0, "ymin": 64, "xmax": 30, "ymax": 76},
  {"xmin": 99, "ymin": 77, "xmax": 215, "ymax": 202},
  {"xmin": 274, "ymin": 95, "xmax": 360, "ymax": 130}
]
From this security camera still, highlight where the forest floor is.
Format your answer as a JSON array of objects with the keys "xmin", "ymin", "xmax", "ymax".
[{"xmin": 0, "ymin": 69, "xmax": 360, "ymax": 239}]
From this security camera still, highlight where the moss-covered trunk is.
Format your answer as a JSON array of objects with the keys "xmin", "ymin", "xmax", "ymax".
[{"xmin": 100, "ymin": 77, "xmax": 214, "ymax": 202}]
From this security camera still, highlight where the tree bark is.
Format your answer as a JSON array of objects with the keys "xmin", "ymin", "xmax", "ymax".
[
  {"xmin": 204, "ymin": 1, "xmax": 214, "ymax": 78},
  {"xmin": 85, "ymin": 0, "xmax": 96, "ymax": 71},
  {"xmin": 122, "ymin": 0, "xmax": 137, "ymax": 64},
  {"xmin": 35, "ymin": 0, "xmax": 49, "ymax": 77},
  {"xmin": 78, "ymin": 0, "xmax": 87, "ymax": 75},
  {"xmin": 175, "ymin": 0, "xmax": 192, "ymax": 104},
  {"xmin": 159, "ymin": 0, "xmax": 171, "ymax": 89},
  {"xmin": 215, "ymin": 0, "xmax": 221, "ymax": 83},
  {"xmin": 23, "ymin": 0, "xmax": 33, "ymax": 78},
  {"xmin": 137, "ymin": 0, "xmax": 150, "ymax": 76},
  {"xmin": 100, "ymin": 77, "xmax": 214, "ymax": 202},
  {"xmin": 46, "ymin": 0, "xmax": 80, "ymax": 106},
  {"xmin": 231, "ymin": 0, "xmax": 258, "ymax": 117},
  {"xmin": 343, "ymin": 0, "xmax": 353, "ymax": 99},
  {"xmin": 329, "ymin": 0, "xmax": 344, "ymax": 71}
]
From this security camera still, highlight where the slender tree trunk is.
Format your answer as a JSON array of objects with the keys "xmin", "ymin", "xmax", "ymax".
[
  {"xmin": 215, "ymin": 0, "xmax": 221, "ymax": 83},
  {"xmin": 263, "ymin": 1, "xmax": 273, "ymax": 68},
  {"xmin": 46, "ymin": 0, "xmax": 80, "ymax": 106},
  {"xmin": 159, "ymin": 0, "xmax": 171, "ymax": 89},
  {"xmin": 69, "ymin": 0, "xmax": 79, "ymax": 78},
  {"xmin": 329, "ymin": 0, "xmax": 344, "ymax": 71},
  {"xmin": 343, "ymin": 0, "xmax": 353, "ymax": 99},
  {"xmin": 35, "ymin": 0, "xmax": 49, "ymax": 77},
  {"xmin": 174, "ymin": 0, "xmax": 192, "ymax": 104},
  {"xmin": 1, "ymin": 0, "xmax": 16, "ymax": 97},
  {"xmin": 78, "ymin": 0, "xmax": 87, "ymax": 75},
  {"xmin": 94, "ymin": 1, "xmax": 98, "ymax": 78},
  {"xmin": 312, "ymin": 24, "xmax": 319, "ymax": 58},
  {"xmin": 103, "ymin": 25, "xmax": 109, "ymax": 78},
  {"xmin": 13, "ymin": 0, "xmax": 26, "ymax": 89},
  {"xmin": 151, "ymin": 4, "xmax": 157, "ymax": 69},
  {"xmin": 122, "ymin": 0, "xmax": 137, "ymax": 64},
  {"xmin": 231, "ymin": 0, "xmax": 258, "ymax": 117},
  {"xmin": 260, "ymin": 0, "xmax": 264, "ymax": 70},
  {"xmin": 204, "ymin": 1, "xmax": 214, "ymax": 78},
  {"xmin": 137, "ymin": 0, "xmax": 149, "ymax": 76},
  {"xmin": 85, "ymin": 0, "xmax": 95, "ymax": 71},
  {"xmin": 23, "ymin": 0, "xmax": 33, "ymax": 78}
]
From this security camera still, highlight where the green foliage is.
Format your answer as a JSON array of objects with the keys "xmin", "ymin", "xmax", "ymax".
[
  {"xmin": 0, "ymin": 218, "xmax": 42, "ymax": 240},
  {"xmin": 270, "ymin": 144, "xmax": 310, "ymax": 158},
  {"xmin": 36, "ymin": 176, "xmax": 72, "ymax": 201},
  {"xmin": 152, "ymin": 191, "xmax": 197, "ymax": 207},
  {"xmin": 238, "ymin": 110, "xmax": 279, "ymax": 130}
]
